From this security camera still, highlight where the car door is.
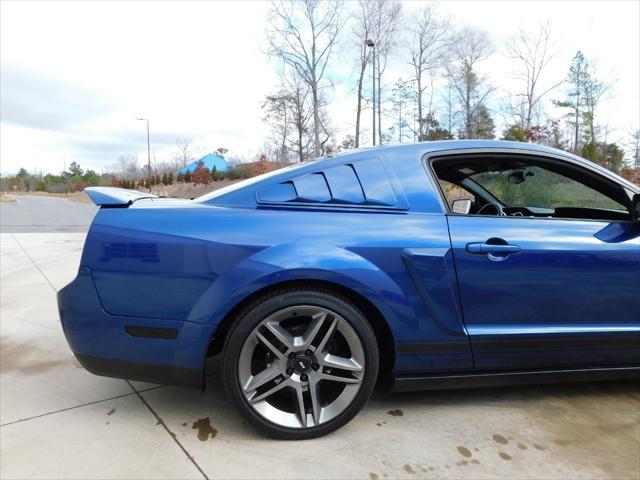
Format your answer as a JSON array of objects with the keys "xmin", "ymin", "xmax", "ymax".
[{"xmin": 439, "ymin": 153, "xmax": 640, "ymax": 370}]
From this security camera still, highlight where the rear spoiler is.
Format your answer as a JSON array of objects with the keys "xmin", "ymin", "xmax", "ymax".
[{"xmin": 84, "ymin": 187, "xmax": 157, "ymax": 207}]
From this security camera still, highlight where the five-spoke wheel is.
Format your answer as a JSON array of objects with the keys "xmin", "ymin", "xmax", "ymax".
[{"xmin": 223, "ymin": 288, "xmax": 378, "ymax": 439}]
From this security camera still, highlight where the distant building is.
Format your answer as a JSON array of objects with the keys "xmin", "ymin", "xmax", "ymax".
[{"xmin": 178, "ymin": 153, "xmax": 228, "ymax": 174}]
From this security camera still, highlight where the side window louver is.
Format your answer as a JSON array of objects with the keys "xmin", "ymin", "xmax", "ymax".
[{"xmin": 256, "ymin": 158, "xmax": 405, "ymax": 209}]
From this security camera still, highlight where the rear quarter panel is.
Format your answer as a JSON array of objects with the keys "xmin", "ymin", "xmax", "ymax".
[
  {"xmin": 84, "ymin": 204, "xmax": 471, "ymax": 374},
  {"xmin": 80, "ymin": 147, "xmax": 474, "ymax": 375}
]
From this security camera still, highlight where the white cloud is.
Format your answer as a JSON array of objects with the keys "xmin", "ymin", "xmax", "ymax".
[{"xmin": 1, "ymin": 0, "xmax": 638, "ymax": 175}]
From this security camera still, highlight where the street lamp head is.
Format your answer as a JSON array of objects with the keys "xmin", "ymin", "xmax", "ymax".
[
  {"xmin": 366, "ymin": 39, "xmax": 375, "ymax": 47},
  {"xmin": 136, "ymin": 117, "xmax": 147, "ymax": 121}
]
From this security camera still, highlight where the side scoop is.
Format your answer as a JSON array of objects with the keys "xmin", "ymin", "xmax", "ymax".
[{"xmin": 84, "ymin": 187, "xmax": 157, "ymax": 207}]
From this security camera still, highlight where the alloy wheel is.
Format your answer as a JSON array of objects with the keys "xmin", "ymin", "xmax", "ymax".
[{"xmin": 237, "ymin": 305, "xmax": 365, "ymax": 429}]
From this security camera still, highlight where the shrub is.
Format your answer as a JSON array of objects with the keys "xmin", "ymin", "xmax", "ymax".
[
  {"xmin": 226, "ymin": 164, "xmax": 252, "ymax": 180},
  {"xmin": 192, "ymin": 164, "xmax": 213, "ymax": 185}
]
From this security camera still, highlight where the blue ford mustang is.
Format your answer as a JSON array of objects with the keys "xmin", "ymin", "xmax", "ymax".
[{"xmin": 58, "ymin": 140, "xmax": 640, "ymax": 438}]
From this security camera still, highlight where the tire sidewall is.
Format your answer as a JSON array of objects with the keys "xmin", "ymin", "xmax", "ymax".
[{"xmin": 222, "ymin": 289, "xmax": 379, "ymax": 439}]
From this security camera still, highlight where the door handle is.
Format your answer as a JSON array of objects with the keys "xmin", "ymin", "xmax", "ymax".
[{"xmin": 466, "ymin": 242, "xmax": 521, "ymax": 255}]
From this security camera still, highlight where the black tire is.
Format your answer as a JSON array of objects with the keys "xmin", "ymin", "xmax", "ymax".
[{"xmin": 222, "ymin": 287, "xmax": 379, "ymax": 439}]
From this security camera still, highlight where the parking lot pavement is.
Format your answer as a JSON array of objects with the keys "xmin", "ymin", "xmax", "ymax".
[
  {"xmin": 0, "ymin": 195, "xmax": 97, "ymax": 233},
  {"xmin": 1, "ymin": 232, "xmax": 639, "ymax": 480}
]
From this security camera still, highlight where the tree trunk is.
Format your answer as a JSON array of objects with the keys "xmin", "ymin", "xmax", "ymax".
[
  {"xmin": 574, "ymin": 73, "xmax": 581, "ymax": 151},
  {"xmin": 355, "ymin": 65, "xmax": 365, "ymax": 148},
  {"xmin": 281, "ymin": 104, "xmax": 288, "ymax": 165},
  {"xmin": 466, "ymin": 80, "xmax": 472, "ymax": 139},
  {"xmin": 312, "ymin": 82, "xmax": 321, "ymax": 157},
  {"xmin": 398, "ymin": 100, "xmax": 402, "ymax": 143},
  {"xmin": 377, "ymin": 70, "xmax": 383, "ymax": 144},
  {"xmin": 574, "ymin": 101, "xmax": 580, "ymax": 151},
  {"xmin": 526, "ymin": 91, "xmax": 533, "ymax": 131},
  {"xmin": 417, "ymin": 77, "xmax": 423, "ymax": 141},
  {"xmin": 447, "ymin": 87, "xmax": 452, "ymax": 134},
  {"xmin": 298, "ymin": 124, "xmax": 304, "ymax": 163}
]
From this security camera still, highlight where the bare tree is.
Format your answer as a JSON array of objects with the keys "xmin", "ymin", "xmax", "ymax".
[
  {"xmin": 174, "ymin": 138, "xmax": 194, "ymax": 168},
  {"xmin": 407, "ymin": 5, "xmax": 450, "ymax": 141},
  {"xmin": 351, "ymin": 0, "xmax": 376, "ymax": 148},
  {"xmin": 288, "ymin": 80, "xmax": 314, "ymax": 162},
  {"xmin": 114, "ymin": 154, "xmax": 140, "ymax": 181},
  {"xmin": 372, "ymin": 0, "xmax": 402, "ymax": 143},
  {"xmin": 441, "ymin": 76, "xmax": 456, "ymax": 134},
  {"xmin": 389, "ymin": 78, "xmax": 415, "ymax": 143},
  {"xmin": 267, "ymin": 0, "xmax": 342, "ymax": 157},
  {"xmin": 446, "ymin": 27, "xmax": 494, "ymax": 138},
  {"xmin": 505, "ymin": 20, "xmax": 561, "ymax": 130},
  {"xmin": 263, "ymin": 88, "xmax": 292, "ymax": 165}
]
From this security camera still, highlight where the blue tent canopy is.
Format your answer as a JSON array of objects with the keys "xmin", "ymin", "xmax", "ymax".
[{"xmin": 178, "ymin": 153, "xmax": 228, "ymax": 174}]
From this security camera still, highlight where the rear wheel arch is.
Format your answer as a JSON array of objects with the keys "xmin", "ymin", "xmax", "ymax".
[{"xmin": 206, "ymin": 279, "xmax": 395, "ymax": 389}]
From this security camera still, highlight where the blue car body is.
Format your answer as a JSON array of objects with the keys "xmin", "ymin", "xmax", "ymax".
[{"xmin": 57, "ymin": 140, "xmax": 640, "ymax": 389}]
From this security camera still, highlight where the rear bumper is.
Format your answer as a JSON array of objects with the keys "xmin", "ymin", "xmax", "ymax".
[
  {"xmin": 74, "ymin": 354, "xmax": 203, "ymax": 388},
  {"xmin": 57, "ymin": 267, "xmax": 216, "ymax": 388}
]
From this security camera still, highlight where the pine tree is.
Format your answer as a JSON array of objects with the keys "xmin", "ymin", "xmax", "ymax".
[
  {"xmin": 470, "ymin": 105, "xmax": 495, "ymax": 139},
  {"xmin": 553, "ymin": 51, "xmax": 588, "ymax": 151}
]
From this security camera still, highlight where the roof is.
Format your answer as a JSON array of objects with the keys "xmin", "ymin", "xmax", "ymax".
[
  {"xmin": 329, "ymin": 139, "xmax": 571, "ymax": 158},
  {"xmin": 178, "ymin": 153, "xmax": 228, "ymax": 174},
  {"xmin": 328, "ymin": 140, "xmax": 639, "ymax": 191},
  {"xmin": 195, "ymin": 140, "xmax": 639, "ymax": 205}
]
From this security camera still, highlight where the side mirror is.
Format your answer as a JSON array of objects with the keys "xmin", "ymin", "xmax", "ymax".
[
  {"xmin": 633, "ymin": 194, "xmax": 640, "ymax": 223},
  {"xmin": 451, "ymin": 198, "xmax": 473, "ymax": 214}
]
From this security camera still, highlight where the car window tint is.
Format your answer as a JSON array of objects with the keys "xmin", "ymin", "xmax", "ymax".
[
  {"xmin": 438, "ymin": 180, "xmax": 474, "ymax": 208},
  {"xmin": 292, "ymin": 173, "xmax": 332, "ymax": 202},
  {"xmin": 256, "ymin": 158, "xmax": 405, "ymax": 208},
  {"xmin": 256, "ymin": 181, "xmax": 297, "ymax": 202},
  {"xmin": 322, "ymin": 165, "xmax": 366, "ymax": 203},
  {"xmin": 471, "ymin": 166, "xmax": 626, "ymax": 211},
  {"xmin": 351, "ymin": 159, "xmax": 397, "ymax": 206}
]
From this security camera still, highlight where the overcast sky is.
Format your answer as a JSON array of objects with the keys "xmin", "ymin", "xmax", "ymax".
[{"xmin": 1, "ymin": 0, "xmax": 638, "ymax": 175}]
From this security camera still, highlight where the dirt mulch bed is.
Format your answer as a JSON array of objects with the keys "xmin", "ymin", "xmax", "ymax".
[{"xmin": 150, "ymin": 180, "xmax": 243, "ymax": 199}]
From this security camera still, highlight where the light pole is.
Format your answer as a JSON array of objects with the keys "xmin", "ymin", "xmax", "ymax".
[
  {"xmin": 366, "ymin": 39, "xmax": 376, "ymax": 146},
  {"xmin": 136, "ymin": 117, "xmax": 151, "ymax": 192}
]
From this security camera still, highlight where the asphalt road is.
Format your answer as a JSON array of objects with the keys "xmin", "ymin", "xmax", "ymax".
[
  {"xmin": 1, "ymin": 232, "xmax": 639, "ymax": 480},
  {"xmin": 0, "ymin": 195, "xmax": 97, "ymax": 232}
]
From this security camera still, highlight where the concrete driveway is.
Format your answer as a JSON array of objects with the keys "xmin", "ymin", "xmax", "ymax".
[
  {"xmin": 0, "ymin": 195, "xmax": 97, "ymax": 233},
  {"xmin": 1, "ymin": 230, "xmax": 639, "ymax": 479}
]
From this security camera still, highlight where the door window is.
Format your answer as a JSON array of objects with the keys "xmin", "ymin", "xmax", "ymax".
[
  {"xmin": 470, "ymin": 166, "xmax": 625, "ymax": 211},
  {"xmin": 431, "ymin": 154, "xmax": 632, "ymax": 222}
]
